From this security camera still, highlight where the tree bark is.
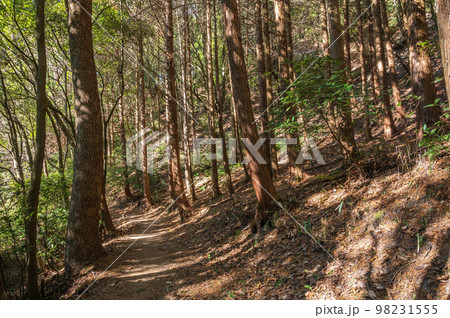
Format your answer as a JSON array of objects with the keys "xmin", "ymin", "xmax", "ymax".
[
  {"xmin": 263, "ymin": 0, "xmax": 278, "ymax": 177},
  {"xmin": 65, "ymin": 0, "xmax": 104, "ymax": 273},
  {"xmin": 229, "ymin": 65, "xmax": 250, "ymax": 181},
  {"xmin": 408, "ymin": 0, "xmax": 442, "ymax": 137},
  {"xmin": 327, "ymin": 0, "xmax": 360, "ymax": 168},
  {"xmin": 285, "ymin": 0, "xmax": 294, "ymax": 84},
  {"xmin": 436, "ymin": 0, "xmax": 450, "ymax": 101},
  {"xmin": 222, "ymin": 0, "xmax": 277, "ymax": 216},
  {"xmin": 134, "ymin": 72, "xmax": 143, "ymax": 190},
  {"xmin": 217, "ymin": 99, "xmax": 235, "ymax": 195},
  {"xmin": 206, "ymin": 0, "xmax": 221, "ymax": 197},
  {"xmin": 344, "ymin": 0, "xmax": 352, "ymax": 74},
  {"xmin": 214, "ymin": 0, "xmax": 234, "ymax": 196},
  {"xmin": 101, "ymin": 106, "xmax": 119, "ymax": 236},
  {"xmin": 100, "ymin": 193, "xmax": 117, "ymax": 236},
  {"xmin": 101, "ymin": 116, "xmax": 118, "ymax": 236},
  {"xmin": 380, "ymin": 0, "xmax": 405, "ymax": 120},
  {"xmin": 356, "ymin": 0, "xmax": 373, "ymax": 140},
  {"xmin": 256, "ymin": 0, "xmax": 272, "ymax": 178},
  {"xmin": 321, "ymin": 0, "xmax": 330, "ymax": 70},
  {"xmin": 344, "ymin": 0, "xmax": 359, "ymax": 134},
  {"xmin": 372, "ymin": 0, "xmax": 397, "ymax": 138},
  {"xmin": 118, "ymin": 1, "xmax": 132, "ymax": 199},
  {"xmin": 274, "ymin": 0, "xmax": 301, "ymax": 177},
  {"xmin": 321, "ymin": 0, "xmax": 337, "ymax": 132},
  {"xmin": 182, "ymin": 0, "xmax": 197, "ymax": 201},
  {"xmin": 166, "ymin": 0, "xmax": 192, "ymax": 222},
  {"xmin": 119, "ymin": 83, "xmax": 132, "ymax": 198},
  {"xmin": 138, "ymin": 30, "xmax": 155, "ymax": 206},
  {"xmin": 25, "ymin": 0, "xmax": 46, "ymax": 299},
  {"xmin": 166, "ymin": 98, "xmax": 175, "ymax": 200},
  {"xmin": 367, "ymin": 0, "xmax": 380, "ymax": 111}
]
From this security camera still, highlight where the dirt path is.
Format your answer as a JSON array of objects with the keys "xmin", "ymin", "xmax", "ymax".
[
  {"xmin": 80, "ymin": 203, "xmax": 199, "ymax": 299},
  {"xmin": 75, "ymin": 168, "xmax": 333, "ymax": 300},
  {"xmin": 78, "ymin": 175, "xmax": 250, "ymax": 300}
]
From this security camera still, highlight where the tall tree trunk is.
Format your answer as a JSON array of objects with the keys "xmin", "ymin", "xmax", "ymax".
[
  {"xmin": 187, "ymin": 33, "xmax": 197, "ymax": 152},
  {"xmin": 372, "ymin": 0, "xmax": 397, "ymax": 138},
  {"xmin": 166, "ymin": 99, "xmax": 175, "ymax": 200},
  {"xmin": 356, "ymin": 0, "xmax": 373, "ymax": 140},
  {"xmin": 65, "ymin": 0, "xmax": 104, "ymax": 274},
  {"xmin": 206, "ymin": 0, "xmax": 221, "ymax": 197},
  {"xmin": 263, "ymin": 0, "xmax": 278, "ymax": 177},
  {"xmin": 222, "ymin": 0, "xmax": 277, "ymax": 216},
  {"xmin": 275, "ymin": 0, "xmax": 301, "ymax": 177},
  {"xmin": 380, "ymin": 0, "xmax": 405, "ymax": 120},
  {"xmin": 344, "ymin": 0, "xmax": 352, "ymax": 73},
  {"xmin": 119, "ymin": 81, "xmax": 132, "ymax": 198},
  {"xmin": 25, "ymin": 0, "xmax": 46, "ymax": 299},
  {"xmin": 343, "ymin": 0, "xmax": 357, "ymax": 100},
  {"xmin": 101, "ymin": 89, "xmax": 119, "ymax": 236},
  {"xmin": 367, "ymin": 0, "xmax": 380, "ymax": 112},
  {"xmin": 100, "ymin": 189, "xmax": 117, "ymax": 235},
  {"xmin": 217, "ymin": 104, "xmax": 234, "ymax": 195},
  {"xmin": 108, "ymin": 125, "xmax": 114, "ymax": 162},
  {"xmin": 138, "ymin": 31, "xmax": 155, "ymax": 206},
  {"xmin": 214, "ymin": 0, "xmax": 234, "ymax": 196},
  {"xmin": 343, "ymin": 0, "xmax": 359, "ymax": 133},
  {"xmin": 179, "ymin": 3, "xmax": 190, "ymax": 198},
  {"xmin": 436, "ymin": 0, "xmax": 450, "ymax": 100},
  {"xmin": 321, "ymin": 0, "xmax": 336, "ymax": 132},
  {"xmin": 134, "ymin": 72, "xmax": 143, "ymax": 189},
  {"xmin": 321, "ymin": 0, "xmax": 330, "ymax": 72},
  {"xmin": 285, "ymin": 0, "xmax": 294, "ymax": 84},
  {"xmin": 328, "ymin": 0, "xmax": 360, "ymax": 170},
  {"xmin": 101, "ymin": 120, "xmax": 118, "ymax": 236},
  {"xmin": 165, "ymin": 0, "xmax": 192, "ymax": 222},
  {"xmin": 229, "ymin": 66, "xmax": 250, "ymax": 181},
  {"xmin": 286, "ymin": 0, "xmax": 309, "ymax": 149},
  {"xmin": 408, "ymin": 0, "xmax": 442, "ymax": 138},
  {"xmin": 403, "ymin": 0, "xmax": 415, "ymax": 78},
  {"xmin": 182, "ymin": 0, "xmax": 197, "ymax": 201},
  {"xmin": 256, "ymin": 0, "xmax": 272, "ymax": 178}
]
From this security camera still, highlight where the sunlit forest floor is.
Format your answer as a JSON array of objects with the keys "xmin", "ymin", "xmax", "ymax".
[{"xmin": 46, "ymin": 118, "xmax": 450, "ymax": 300}]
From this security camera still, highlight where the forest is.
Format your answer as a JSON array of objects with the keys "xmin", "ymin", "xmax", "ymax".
[{"xmin": 0, "ymin": 0, "xmax": 449, "ymax": 300}]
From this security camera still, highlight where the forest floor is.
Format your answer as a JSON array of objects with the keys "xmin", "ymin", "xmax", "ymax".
[{"xmin": 53, "ymin": 121, "xmax": 450, "ymax": 300}]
